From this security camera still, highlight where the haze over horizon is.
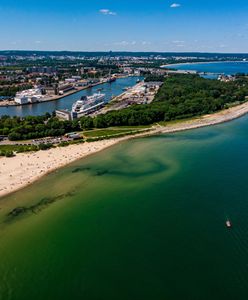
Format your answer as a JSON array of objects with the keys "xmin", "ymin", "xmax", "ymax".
[{"xmin": 1, "ymin": 0, "xmax": 248, "ymax": 53}]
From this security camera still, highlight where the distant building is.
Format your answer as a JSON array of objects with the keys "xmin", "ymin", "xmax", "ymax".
[
  {"xmin": 14, "ymin": 88, "xmax": 43, "ymax": 104},
  {"xmin": 65, "ymin": 78, "xmax": 77, "ymax": 83},
  {"xmin": 218, "ymin": 75, "xmax": 236, "ymax": 82},
  {"xmin": 71, "ymin": 76, "xmax": 81, "ymax": 80},
  {"xmin": 76, "ymin": 79, "xmax": 89, "ymax": 87},
  {"xmin": 26, "ymin": 66, "xmax": 57, "ymax": 74},
  {"xmin": 144, "ymin": 82, "xmax": 163, "ymax": 88},
  {"xmin": 14, "ymin": 95, "xmax": 29, "ymax": 105},
  {"xmin": 55, "ymin": 110, "xmax": 72, "ymax": 121},
  {"xmin": 58, "ymin": 84, "xmax": 74, "ymax": 94},
  {"xmin": 29, "ymin": 96, "xmax": 40, "ymax": 103}
]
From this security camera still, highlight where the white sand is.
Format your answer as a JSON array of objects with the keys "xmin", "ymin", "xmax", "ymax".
[{"xmin": 0, "ymin": 139, "xmax": 120, "ymax": 198}]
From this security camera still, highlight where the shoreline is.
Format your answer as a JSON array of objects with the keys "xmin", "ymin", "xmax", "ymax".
[
  {"xmin": 161, "ymin": 60, "xmax": 247, "ymax": 69},
  {"xmin": 1, "ymin": 101, "xmax": 248, "ymax": 198}
]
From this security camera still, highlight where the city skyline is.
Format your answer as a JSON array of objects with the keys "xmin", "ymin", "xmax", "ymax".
[{"xmin": 1, "ymin": 0, "xmax": 248, "ymax": 53}]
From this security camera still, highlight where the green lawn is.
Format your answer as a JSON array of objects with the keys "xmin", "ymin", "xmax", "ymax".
[
  {"xmin": 0, "ymin": 144, "xmax": 38, "ymax": 153},
  {"xmin": 0, "ymin": 144, "xmax": 38, "ymax": 156},
  {"xmin": 158, "ymin": 116, "xmax": 201, "ymax": 127},
  {"xmin": 82, "ymin": 126, "xmax": 150, "ymax": 139}
]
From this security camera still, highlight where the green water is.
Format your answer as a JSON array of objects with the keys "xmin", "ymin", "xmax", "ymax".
[{"xmin": 1, "ymin": 116, "xmax": 248, "ymax": 299}]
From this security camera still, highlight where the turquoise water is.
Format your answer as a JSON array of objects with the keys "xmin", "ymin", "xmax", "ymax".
[
  {"xmin": 167, "ymin": 61, "xmax": 248, "ymax": 75},
  {"xmin": 1, "ymin": 116, "xmax": 248, "ymax": 299},
  {"xmin": 0, "ymin": 76, "xmax": 141, "ymax": 117}
]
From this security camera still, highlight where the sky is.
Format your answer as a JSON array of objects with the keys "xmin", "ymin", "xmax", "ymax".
[{"xmin": 0, "ymin": 0, "xmax": 248, "ymax": 53}]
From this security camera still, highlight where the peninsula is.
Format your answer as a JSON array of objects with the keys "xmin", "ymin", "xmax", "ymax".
[{"xmin": 1, "ymin": 99, "xmax": 248, "ymax": 198}]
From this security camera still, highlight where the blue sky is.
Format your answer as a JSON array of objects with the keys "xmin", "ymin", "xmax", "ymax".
[{"xmin": 1, "ymin": 0, "xmax": 248, "ymax": 52}]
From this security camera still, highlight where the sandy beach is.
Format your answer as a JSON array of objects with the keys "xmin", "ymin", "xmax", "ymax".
[{"xmin": 1, "ymin": 101, "xmax": 248, "ymax": 198}]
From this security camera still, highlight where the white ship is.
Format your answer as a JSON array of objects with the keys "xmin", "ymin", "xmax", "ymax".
[{"xmin": 71, "ymin": 93, "xmax": 106, "ymax": 119}]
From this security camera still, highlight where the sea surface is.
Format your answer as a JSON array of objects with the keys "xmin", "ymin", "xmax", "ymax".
[
  {"xmin": 1, "ymin": 116, "xmax": 248, "ymax": 299},
  {"xmin": 166, "ymin": 61, "xmax": 248, "ymax": 75},
  {"xmin": 0, "ymin": 76, "xmax": 141, "ymax": 117}
]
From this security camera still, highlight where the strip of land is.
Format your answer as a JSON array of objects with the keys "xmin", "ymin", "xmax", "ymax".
[
  {"xmin": 1, "ymin": 101, "xmax": 248, "ymax": 198},
  {"xmin": 161, "ymin": 60, "xmax": 246, "ymax": 69}
]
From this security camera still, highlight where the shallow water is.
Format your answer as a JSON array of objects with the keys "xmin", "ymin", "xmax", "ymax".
[{"xmin": 1, "ymin": 115, "xmax": 248, "ymax": 299}]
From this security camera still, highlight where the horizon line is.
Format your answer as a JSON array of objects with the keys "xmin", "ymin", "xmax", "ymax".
[{"xmin": 1, "ymin": 50, "xmax": 248, "ymax": 55}]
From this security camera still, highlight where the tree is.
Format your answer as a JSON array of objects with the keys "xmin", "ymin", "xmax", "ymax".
[
  {"xmin": 80, "ymin": 116, "xmax": 94, "ymax": 130},
  {"xmin": 8, "ymin": 132, "xmax": 22, "ymax": 141}
]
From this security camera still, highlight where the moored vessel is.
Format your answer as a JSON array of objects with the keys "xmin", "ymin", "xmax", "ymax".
[
  {"xmin": 107, "ymin": 77, "xmax": 116, "ymax": 83},
  {"xmin": 71, "ymin": 93, "xmax": 106, "ymax": 119}
]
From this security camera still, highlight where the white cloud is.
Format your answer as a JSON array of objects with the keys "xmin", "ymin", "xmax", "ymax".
[
  {"xmin": 141, "ymin": 41, "xmax": 151, "ymax": 46},
  {"xmin": 99, "ymin": 9, "xmax": 117, "ymax": 16},
  {"xmin": 172, "ymin": 40, "xmax": 185, "ymax": 44},
  {"xmin": 170, "ymin": 3, "xmax": 181, "ymax": 8},
  {"xmin": 114, "ymin": 41, "xmax": 137, "ymax": 46},
  {"xmin": 115, "ymin": 41, "xmax": 129, "ymax": 46}
]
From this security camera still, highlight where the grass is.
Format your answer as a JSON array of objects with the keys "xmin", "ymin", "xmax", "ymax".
[
  {"xmin": 86, "ymin": 130, "xmax": 151, "ymax": 142},
  {"xmin": 83, "ymin": 129, "xmax": 133, "ymax": 138},
  {"xmin": 158, "ymin": 116, "xmax": 202, "ymax": 127},
  {"xmin": 82, "ymin": 126, "xmax": 151, "ymax": 139},
  {"xmin": 0, "ymin": 144, "xmax": 39, "ymax": 157},
  {"xmin": 0, "ymin": 144, "xmax": 37, "ymax": 153}
]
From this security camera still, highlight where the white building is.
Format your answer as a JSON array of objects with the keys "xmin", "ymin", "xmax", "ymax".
[
  {"xmin": 56, "ymin": 110, "xmax": 72, "ymax": 121},
  {"xmin": 65, "ymin": 78, "xmax": 76, "ymax": 83},
  {"xmin": 14, "ymin": 95, "xmax": 29, "ymax": 105},
  {"xmin": 14, "ymin": 88, "xmax": 43, "ymax": 105}
]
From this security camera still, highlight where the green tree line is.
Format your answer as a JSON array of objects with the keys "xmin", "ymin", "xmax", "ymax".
[{"xmin": 0, "ymin": 114, "xmax": 80, "ymax": 140}]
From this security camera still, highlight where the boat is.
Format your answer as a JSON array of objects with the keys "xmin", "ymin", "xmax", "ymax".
[
  {"xmin": 107, "ymin": 77, "xmax": 116, "ymax": 83},
  {"xmin": 226, "ymin": 219, "xmax": 232, "ymax": 228},
  {"xmin": 71, "ymin": 93, "xmax": 106, "ymax": 118},
  {"xmin": 122, "ymin": 87, "xmax": 131, "ymax": 91}
]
